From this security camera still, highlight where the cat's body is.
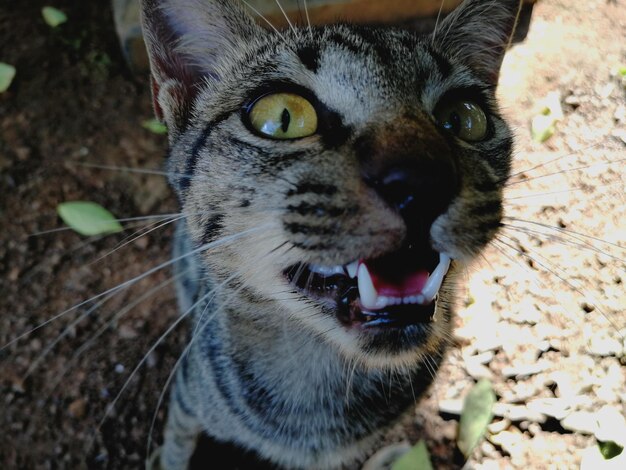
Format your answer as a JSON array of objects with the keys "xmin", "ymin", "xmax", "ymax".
[{"xmin": 140, "ymin": 0, "xmax": 521, "ymax": 468}]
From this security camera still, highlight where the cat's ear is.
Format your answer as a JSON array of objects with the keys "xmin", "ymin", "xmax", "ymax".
[
  {"xmin": 433, "ymin": 0, "xmax": 523, "ymax": 84},
  {"xmin": 140, "ymin": 0, "xmax": 263, "ymax": 134}
]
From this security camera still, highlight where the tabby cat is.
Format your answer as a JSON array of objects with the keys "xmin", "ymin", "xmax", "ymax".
[{"xmin": 140, "ymin": 0, "xmax": 520, "ymax": 468}]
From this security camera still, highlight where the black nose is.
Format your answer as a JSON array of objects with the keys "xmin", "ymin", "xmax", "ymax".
[{"xmin": 371, "ymin": 157, "xmax": 459, "ymax": 234}]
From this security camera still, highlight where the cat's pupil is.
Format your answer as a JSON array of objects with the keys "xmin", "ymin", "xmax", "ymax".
[{"xmin": 281, "ymin": 108, "xmax": 291, "ymax": 133}]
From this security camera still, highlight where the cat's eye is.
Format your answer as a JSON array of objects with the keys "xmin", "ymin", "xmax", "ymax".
[
  {"xmin": 434, "ymin": 100, "xmax": 488, "ymax": 142},
  {"xmin": 248, "ymin": 93, "xmax": 318, "ymax": 140}
]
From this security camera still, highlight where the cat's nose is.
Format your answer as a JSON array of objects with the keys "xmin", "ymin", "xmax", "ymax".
[{"xmin": 371, "ymin": 158, "xmax": 459, "ymax": 231}]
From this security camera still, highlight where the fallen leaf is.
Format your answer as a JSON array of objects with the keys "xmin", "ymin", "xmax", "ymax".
[
  {"xmin": 598, "ymin": 441, "xmax": 624, "ymax": 460},
  {"xmin": 142, "ymin": 118, "xmax": 168, "ymax": 135},
  {"xmin": 457, "ymin": 379, "xmax": 496, "ymax": 458},
  {"xmin": 0, "ymin": 62, "xmax": 16, "ymax": 92},
  {"xmin": 42, "ymin": 6, "xmax": 67, "ymax": 27},
  {"xmin": 57, "ymin": 201, "xmax": 123, "ymax": 236},
  {"xmin": 391, "ymin": 440, "xmax": 433, "ymax": 470},
  {"xmin": 531, "ymin": 91, "xmax": 563, "ymax": 143}
]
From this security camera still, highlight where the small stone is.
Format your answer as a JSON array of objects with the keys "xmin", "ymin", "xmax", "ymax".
[
  {"xmin": 587, "ymin": 334, "xmax": 623, "ymax": 357},
  {"xmin": 580, "ymin": 443, "xmax": 626, "ymax": 470},
  {"xmin": 488, "ymin": 429, "xmax": 525, "ymax": 460},
  {"xmin": 487, "ymin": 418, "xmax": 511, "ymax": 435},
  {"xmin": 502, "ymin": 361, "xmax": 549, "ymax": 378},
  {"xmin": 438, "ymin": 399, "xmax": 464, "ymax": 416},
  {"xmin": 68, "ymin": 398, "xmax": 87, "ymax": 419},
  {"xmin": 7, "ymin": 267, "xmax": 20, "ymax": 282},
  {"xmin": 561, "ymin": 411, "xmax": 598, "ymax": 435},
  {"xmin": 118, "ymin": 324, "xmax": 138, "ymax": 339},
  {"xmin": 527, "ymin": 397, "xmax": 573, "ymax": 421},
  {"xmin": 464, "ymin": 355, "xmax": 494, "ymax": 381},
  {"xmin": 492, "ymin": 403, "xmax": 546, "ymax": 423},
  {"xmin": 133, "ymin": 236, "xmax": 149, "ymax": 250},
  {"xmin": 595, "ymin": 406, "xmax": 626, "ymax": 446}
]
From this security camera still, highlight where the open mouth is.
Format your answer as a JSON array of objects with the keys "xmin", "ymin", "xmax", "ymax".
[{"xmin": 284, "ymin": 246, "xmax": 451, "ymax": 329}]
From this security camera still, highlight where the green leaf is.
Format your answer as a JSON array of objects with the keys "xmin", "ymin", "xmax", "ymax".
[
  {"xmin": 457, "ymin": 379, "xmax": 496, "ymax": 458},
  {"xmin": 391, "ymin": 440, "xmax": 433, "ymax": 470},
  {"xmin": 531, "ymin": 114, "xmax": 556, "ymax": 143},
  {"xmin": 142, "ymin": 118, "xmax": 168, "ymax": 135},
  {"xmin": 531, "ymin": 91, "xmax": 563, "ymax": 143},
  {"xmin": 57, "ymin": 201, "xmax": 123, "ymax": 236},
  {"xmin": 598, "ymin": 440, "xmax": 624, "ymax": 460},
  {"xmin": 42, "ymin": 6, "xmax": 67, "ymax": 28},
  {"xmin": 0, "ymin": 63, "xmax": 16, "ymax": 93},
  {"xmin": 618, "ymin": 66, "xmax": 626, "ymax": 77}
]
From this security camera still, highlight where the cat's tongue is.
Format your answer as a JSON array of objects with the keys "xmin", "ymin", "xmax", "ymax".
[{"xmin": 356, "ymin": 254, "xmax": 450, "ymax": 311}]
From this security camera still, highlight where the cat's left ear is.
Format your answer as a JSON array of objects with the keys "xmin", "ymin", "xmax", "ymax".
[
  {"xmin": 434, "ymin": 0, "xmax": 523, "ymax": 85},
  {"xmin": 140, "ymin": 0, "xmax": 264, "ymax": 135}
]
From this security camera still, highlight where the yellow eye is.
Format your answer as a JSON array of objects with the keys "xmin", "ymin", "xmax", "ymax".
[
  {"xmin": 434, "ymin": 100, "xmax": 488, "ymax": 142},
  {"xmin": 249, "ymin": 93, "xmax": 318, "ymax": 140}
]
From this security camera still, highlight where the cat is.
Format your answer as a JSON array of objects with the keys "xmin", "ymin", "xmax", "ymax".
[{"xmin": 137, "ymin": 0, "xmax": 522, "ymax": 468}]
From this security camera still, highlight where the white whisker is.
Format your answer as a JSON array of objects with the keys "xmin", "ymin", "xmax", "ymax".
[
  {"xmin": 1, "ymin": 225, "xmax": 270, "ymax": 352},
  {"xmin": 274, "ymin": 0, "xmax": 296, "ymax": 35},
  {"xmin": 240, "ymin": 0, "xmax": 287, "ymax": 41},
  {"xmin": 303, "ymin": 0, "xmax": 313, "ymax": 40}
]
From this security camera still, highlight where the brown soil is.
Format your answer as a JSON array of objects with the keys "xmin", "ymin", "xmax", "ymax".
[{"xmin": 1, "ymin": 1, "xmax": 624, "ymax": 469}]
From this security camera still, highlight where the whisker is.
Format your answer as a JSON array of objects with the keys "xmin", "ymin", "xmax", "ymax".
[
  {"xmin": 502, "ymin": 224, "xmax": 624, "ymax": 262},
  {"xmin": 70, "ymin": 162, "xmax": 181, "ymax": 179},
  {"xmin": 44, "ymin": 272, "xmax": 183, "ymax": 394},
  {"xmin": 503, "ymin": 217, "xmax": 625, "ymax": 251},
  {"xmin": 505, "ymin": 157, "xmax": 626, "ymax": 187},
  {"xmin": 504, "ymin": 140, "xmax": 603, "ymax": 183},
  {"xmin": 145, "ymin": 338, "xmax": 193, "ymax": 464},
  {"xmin": 72, "ymin": 161, "xmax": 245, "ymax": 187},
  {"xmin": 494, "ymin": 234, "xmax": 623, "ymax": 335},
  {"xmin": 500, "ymin": 224, "xmax": 624, "ymax": 263},
  {"xmin": 504, "ymin": 182, "xmax": 624, "ymax": 202},
  {"xmin": 489, "ymin": 238, "xmax": 585, "ymax": 327},
  {"xmin": 87, "ymin": 214, "xmax": 184, "ymax": 266},
  {"xmin": 29, "ymin": 213, "xmax": 181, "ymax": 237},
  {"xmin": 303, "ymin": 0, "xmax": 313, "ymax": 40},
  {"xmin": 1, "ymin": 225, "xmax": 270, "ymax": 352},
  {"xmin": 23, "ymin": 291, "xmax": 116, "ymax": 379},
  {"xmin": 431, "ymin": 0, "xmax": 447, "ymax": 43},
  {"xmin": 274, "ymin": 0, "xmax": 297, "ymax": 35},
  {"xmin": 146, "ymin": 250, "xmax": 277, "ymax": 460},
  {"xmin": 240, "ymin": 0, "xmax": 287, "ymax": 41},
  {"xmin": 92, "ymin": 287, "xmax": 219, "ymax": 445}
]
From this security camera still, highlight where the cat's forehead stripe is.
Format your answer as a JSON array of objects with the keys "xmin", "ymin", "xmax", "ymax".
[{"xmin": 296, "ymin": 45, "xmax": 321, "ymax": 73}]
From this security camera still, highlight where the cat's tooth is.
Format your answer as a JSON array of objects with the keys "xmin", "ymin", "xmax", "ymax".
[
  {"xmin": 345, "ymin": 261, "xmax": 359, "ymax": 279},
  {"xmin": 422, "ymin": 253, "xmax": 451, "ymax": 302},
  {"xmin": 376, "ymin": 296, "xmax": 390, "ymax": 309},
  {"xmin": 357, "ymin": 263, "xmax": 379, "ymax": 310},
  {"xmin": 310, "ymin": 264, "xmax": 345, "ymax": 276}
]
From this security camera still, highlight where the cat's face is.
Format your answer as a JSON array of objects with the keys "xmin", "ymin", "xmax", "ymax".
[{"xmin": 142, "ymin": 0, "xmax": 517, "ymax": 369}]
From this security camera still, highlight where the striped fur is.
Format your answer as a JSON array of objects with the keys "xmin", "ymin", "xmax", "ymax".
[{"xmin": 140, "ymin": 1, "xmax": 520, "ymax": 468}]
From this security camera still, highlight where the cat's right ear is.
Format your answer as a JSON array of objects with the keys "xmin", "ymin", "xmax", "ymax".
[{"xmin": 140, "ymin": 0, "xmax": 263, "ymax": 136}]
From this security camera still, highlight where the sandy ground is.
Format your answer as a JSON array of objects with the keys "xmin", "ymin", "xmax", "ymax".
[{"xmin": 1, "ymin": 0, "xmax": 624, "ymax": 469}]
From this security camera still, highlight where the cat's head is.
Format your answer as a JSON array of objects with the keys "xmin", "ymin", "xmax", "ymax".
[{"xmin": 141, "ymin": 0, "xmax": 518, "ymax": 369}]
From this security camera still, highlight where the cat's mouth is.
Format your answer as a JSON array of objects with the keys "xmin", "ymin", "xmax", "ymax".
[{"xmin": 284, "ymin": 247, "xmax": 451, "ymax": 329}]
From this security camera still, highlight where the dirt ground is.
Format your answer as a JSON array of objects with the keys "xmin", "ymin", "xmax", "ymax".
[{"xmin": 0, "ymin": 1, "xmax": 624, "ymax": 469}]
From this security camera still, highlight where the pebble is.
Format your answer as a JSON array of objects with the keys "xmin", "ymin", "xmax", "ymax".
[
  {"xmin": 587, "ymin": 334, "xmax": 623, "ymax": 357},
  {"xmin": 68, "ymin": 398, "xmax": 87, "ymax": 419},
  {"xmin": 502, "ymin": 361, "xmax": 549, "ymax": 378}
]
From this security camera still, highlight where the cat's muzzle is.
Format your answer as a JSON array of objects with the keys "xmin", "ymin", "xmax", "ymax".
[{"xmin": 284, "ymin": 245, "xmax": 451, "ymax": 330}]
